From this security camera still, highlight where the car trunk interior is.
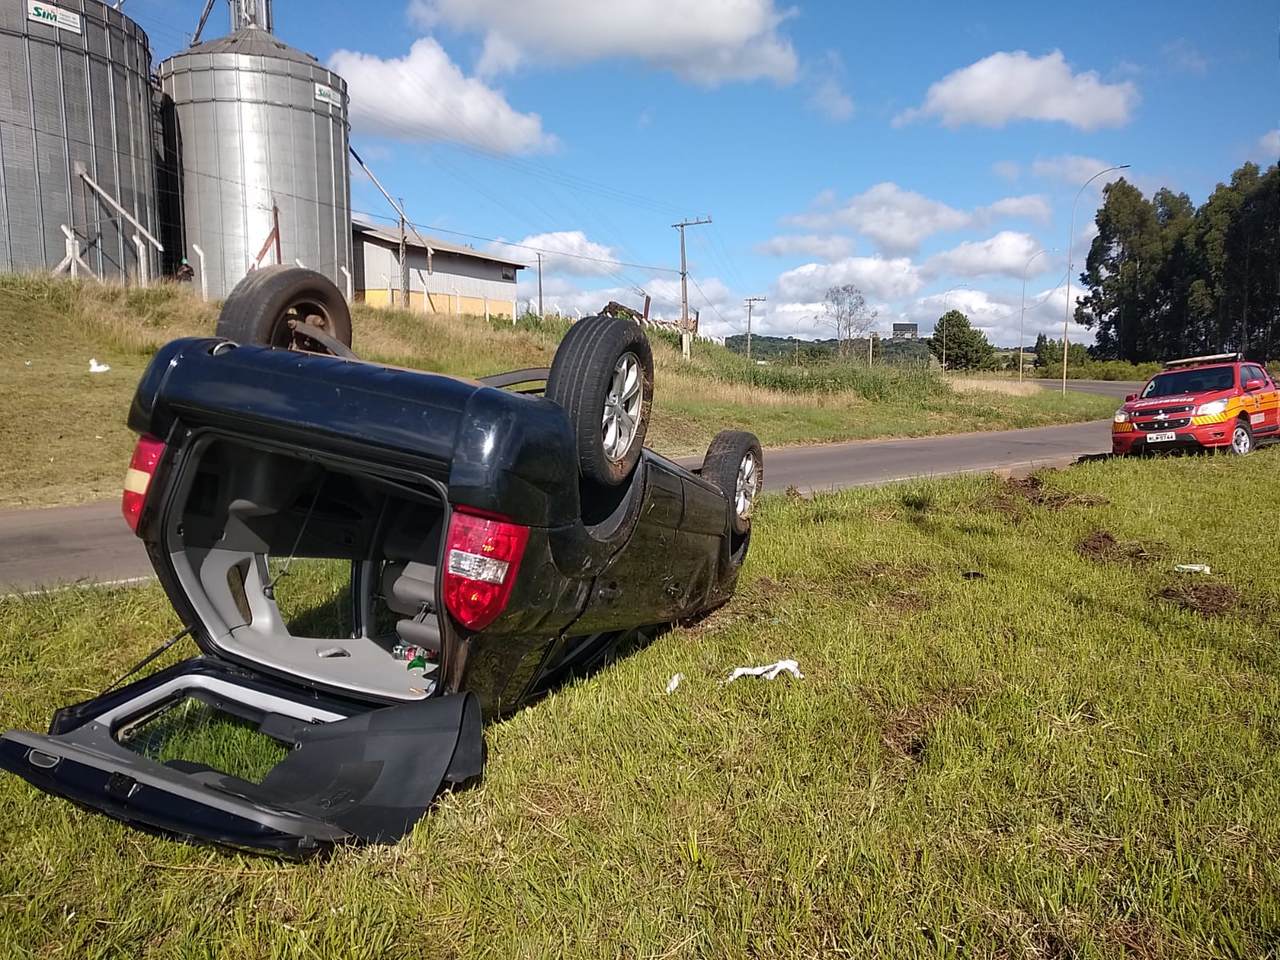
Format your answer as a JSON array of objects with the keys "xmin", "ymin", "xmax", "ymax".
[{"xmin": 164, "ymin": 436, "xmax": 448, "ymax": 703}]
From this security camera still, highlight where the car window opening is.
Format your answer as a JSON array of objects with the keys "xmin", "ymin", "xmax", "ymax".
[
  {"xmin": 117, "ymin": 695, "xmax": 291, "ymax": 785},
  {"xmin": 167, "ymin": 438, "xmax": 447, "ymax": 702}
]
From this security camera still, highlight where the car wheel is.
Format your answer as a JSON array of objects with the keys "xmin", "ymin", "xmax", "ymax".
[
  {"xmin": 702, "ymin": 430, "xmax": 764, "ymax": 536},
  {"xmin": 1230, "ymin": 420, "xmax": 1253, "ymax": 456},
  {"xmin": 216, "ymin": 265, "xmax": 353, "ymax": 354},
  {"xmin": 546, "ymin": 315, "xmax": 654, "ymax": 486}
]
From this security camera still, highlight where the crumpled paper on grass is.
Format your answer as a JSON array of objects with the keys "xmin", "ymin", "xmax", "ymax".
[{"xmin": 722, "ymin": 659, "xmax": 804, "ymax": 684}]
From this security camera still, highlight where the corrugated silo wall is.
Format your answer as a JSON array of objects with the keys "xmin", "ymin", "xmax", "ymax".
[
  {"xmin": 158, "ymin": 50, "xmax": 352, "ymax": 299},
  {"xmin": 0, "ymin": 0, "xmax": 159, "ymax": 280}
]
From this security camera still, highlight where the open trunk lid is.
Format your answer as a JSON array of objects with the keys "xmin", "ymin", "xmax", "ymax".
[{"xmin": 0, "ymin": 657, "xmax": 483, "ymax": 857}]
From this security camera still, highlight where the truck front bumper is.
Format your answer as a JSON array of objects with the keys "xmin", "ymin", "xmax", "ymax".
[{"xmin": 1112, "ymin": 420, "xmax": 1234, "ymax": 455}]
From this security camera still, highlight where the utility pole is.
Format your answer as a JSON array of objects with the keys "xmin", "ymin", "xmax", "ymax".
[
  {"xmin": 398, "ymin": 197, "xmax": 408, "ymax": 310},
  {"xmin": 536, "ymin": 253, "xmax": 544, "ymax": 321},
  {"xmin": 744, "ymin": 296, "xmax": 766, "ymax": 362},
  {"xmin": 673, "ymin": 216, "xmax": 712, "ymax": 360}
]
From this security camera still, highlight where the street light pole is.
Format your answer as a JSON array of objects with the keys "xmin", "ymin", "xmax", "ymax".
[
  {"xmin": 1062, "ymin": 163, "xmax": 1130, "ymax": 395},
  {"xmin": 1020, "ymin": 248, "xmax": 1052, "ymax": 382}
]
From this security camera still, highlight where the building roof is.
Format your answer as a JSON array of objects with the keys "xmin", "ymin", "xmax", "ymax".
[
  {"xmin": 353, "ymin": 219, "xmax": 526, "ymax": 269},
  {"xmin": 182, "ymin": 27, "xmax": 324, "ymax": 67}
]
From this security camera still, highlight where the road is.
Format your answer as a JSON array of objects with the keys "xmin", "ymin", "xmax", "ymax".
[
  {"xmin": 1033, "ymin": 379, "xmax": 1142, "ymax": 399},
  {"xmin": 0, "ymin": 419, "xmax": 1112, "ymax": 594}
]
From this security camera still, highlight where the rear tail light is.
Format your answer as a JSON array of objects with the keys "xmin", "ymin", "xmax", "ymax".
[
  {"xmin": 442, "ymin": 508, "xmax": 529, "ymax": 631},
  {"xmin": 122, "ymin": 435, "xmax": 166, "ymax": 533}
]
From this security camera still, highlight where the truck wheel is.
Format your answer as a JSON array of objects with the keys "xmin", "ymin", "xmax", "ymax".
[
  {"xmin": 702, "ymin": 430, "xmax": 763, "ymax": 536},
  {"xmin": 216, "ymin": 265, "xmax": 352, "ymax": 354},
  {"xmin": 1230, "ymin": 420, "xmax": 1253, "ymax": 456},
  {"xmin": 547, "ymin": 315, "xmax": 653, "ymax": 486}
]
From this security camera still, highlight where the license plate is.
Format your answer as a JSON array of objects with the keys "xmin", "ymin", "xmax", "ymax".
[{"xmin": 1147, "ymin": 431, "xmax": 1177, "ymax": 443}]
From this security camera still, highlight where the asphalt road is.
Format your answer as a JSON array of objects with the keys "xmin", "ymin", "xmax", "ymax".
[
  {"xmin": 1034, "ymin": 379, "xmax": 1142, "ymax": 399},
  {"xmin": 0, "ymin": 419, "xmax": 1112, "ymax": 594}
]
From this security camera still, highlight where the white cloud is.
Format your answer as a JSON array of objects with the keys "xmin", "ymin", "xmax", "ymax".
[
  {"xmin": 788, "ymin": 182, "xmax": 1051, "ymax": 255},
  {"xmin": 755, "ymin": 234, "xmax": 854, "ymax": 260},
  {"xmin": 329, "ymin": 39, "xmax": 555, "ymax": 153},
  {"xmin": 806, "ymin": 51, "xmax": 854, "ymax": 121},
  {"xmin": 992, "ymin": 160, "xmax": 1021, "ymax": 181},
  {"xmin": 809, "ymin": 77, "xmax": 855, "ymax": 121},
  {"xmin": 1029, "ymin": 154, "xmax": 1126, "ymax": 187},
  {"xmin": 775, "ymin": 256, "xmax": 923, "ymax": 303},
  {"xmin": 926, "ymin": 231, "xmax": 1045, "ymax": 279},
  {"xmin": 410, "ymin": 0, "xmax": 798, "ymax": 86},
  {"xmin": 984, "ymin": 194, "xmax": 1052, "ymax": 221},
  {"xmin": 1162, "ymin": 39, "xmax": 1208, "ymax": 75},
  {"xmin": 1257, "ymin": 129, "xmax": 1280, "ymax": 160},
  {"xmin": 492, "ymin": 231, "xmax": 619, "ymax": 276},
  {"xmin": 906, "ymin": 284, "xmax": 1092, "ymax": 347},
  {"xmin": 894, "ymin": 50, "xmax": 1138, "ymax": 131}
]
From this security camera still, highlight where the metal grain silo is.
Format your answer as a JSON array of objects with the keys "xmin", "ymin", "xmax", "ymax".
[
  {"xmin": 0, "ymin": 0, "xmax": 160, "ymax": 280},
  {"xmin": 158, "ymin": 24, "xmax": 351, "ymax": 299}
]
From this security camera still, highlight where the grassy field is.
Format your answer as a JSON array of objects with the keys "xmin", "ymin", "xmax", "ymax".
[
  {"xmin": 2, "ymin": 450, "xmax": 1278, "ymax": 957},
  {"xmin": 0, "ymin": 276, "xmax": 1115, "ymax": 508}
]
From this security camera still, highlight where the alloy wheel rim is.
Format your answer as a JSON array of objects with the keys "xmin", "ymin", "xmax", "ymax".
[
  {"xmin": 1233, "ymin": 426, "xmax": 1250, "ymax": 454},
  {"xmin": 735, "ymin": 452, "xmax": 758, "ymax": 520},
  {"xmin": 602, "ymin": 352, "xmax": 643, "ymax": 461}
]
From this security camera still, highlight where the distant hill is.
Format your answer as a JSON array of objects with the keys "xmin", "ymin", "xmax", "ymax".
[{"xmin": 724, "ymin": 334, "xmax": 931, "ymax": 364}]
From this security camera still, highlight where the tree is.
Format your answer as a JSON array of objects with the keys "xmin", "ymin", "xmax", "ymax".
[
  {"xmin": 822, "ymin": 284, "xmax": 877, "ymax": 359},
  {"xmin": 1076, "ymin": 178, "xmax": 1161, "ymax": 362},
  {"xmin": 1032, "ymin": 332, "xmax": 1050, "ymax": 368},
  {"xmin": 1073, "ymin": 160, "xmax": 1279, "ymax": 362},
  {"xmin": 926, "ymin": 310, "xmax": 995, "ymax": 370}
]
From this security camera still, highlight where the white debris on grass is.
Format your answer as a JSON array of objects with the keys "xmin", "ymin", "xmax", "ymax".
[
  {"xmin": 88, "ymin": 358, "xmax": 110, "ymax": 373},
  {"xmin": 665, "ymin": 673, "xmax": 684, "ymax": 694},
  {"xmin": 1174, "ymin": 564, "xmax": 1211, "ymax": 575},
  {"xmin": 722, "ymin": 659, "xmax": 804, "ymax": 684}
]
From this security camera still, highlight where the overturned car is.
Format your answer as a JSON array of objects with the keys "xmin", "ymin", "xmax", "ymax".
[{"xmin": 0, "ymin": 267, "xmax": 763, "ymax": 857}]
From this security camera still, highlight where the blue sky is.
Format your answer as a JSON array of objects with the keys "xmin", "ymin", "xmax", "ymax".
[{"xmin": 130, "ymin": 0, "xmax": 1278, "ymax": 345}]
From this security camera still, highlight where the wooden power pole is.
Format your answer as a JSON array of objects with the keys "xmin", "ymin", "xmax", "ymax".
[
  {"xmin": 673, "ymin": 216, "xmax": 711, "ymax": 360},
  {"xmin": 744, "ymin": 296, "xmax": 766, "ymax": 362},
  {"xmin": 536, "ymin": 253, "xmax": 544, "ymax": 321}
]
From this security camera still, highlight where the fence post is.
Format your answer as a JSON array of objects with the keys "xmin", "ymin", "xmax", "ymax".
[
  {"xmin": 131, "ymin": 234, "xmax": 148, "ymax": 287},
  {"xmin": 192, "ymin": 244, "xmax": 208, "ymax": 301}
]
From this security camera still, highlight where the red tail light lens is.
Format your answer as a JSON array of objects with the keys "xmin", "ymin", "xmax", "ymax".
[
  {"xmin": 442, "ymin": 508, "xmax": 530, "ymax": 631},
  {"xmin": 122, "ymin": 435, "xmax": 166, "ymax": 533}
]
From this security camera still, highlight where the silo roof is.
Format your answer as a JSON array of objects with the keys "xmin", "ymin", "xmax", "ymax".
[{"xmin": 182, "ymin": 27, "xmax": 322, "ymax": 66}]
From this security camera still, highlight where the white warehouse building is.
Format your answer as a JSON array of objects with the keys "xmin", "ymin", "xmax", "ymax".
[{"xmin": 351, "ymin": 219, "xmax": 524, "ymax": 318}]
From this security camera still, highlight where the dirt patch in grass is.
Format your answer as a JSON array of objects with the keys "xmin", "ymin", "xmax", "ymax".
[
  {"xmin": 1076, "ymin": 529, "xmax": 1159, "ymax": 565},
  {"xmin": 881, "ymin": 685, "xmax": 980, "ymax": 763},
  {"xmin": 1003, "ymin": 475, "xmax": 1110, "ymax": 511},
  {"xmin": 1157, "ymin": 580, "xmax": 1241, "ymax": 617}
]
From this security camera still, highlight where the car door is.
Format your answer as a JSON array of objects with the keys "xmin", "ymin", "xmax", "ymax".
[
  {"xmin": 0, "ymin": 656, "xmax": 482, "ymax": 857},
  {"xmin": 1244, "ymin": 364, "xmax": 1280, "ymax": 435}
]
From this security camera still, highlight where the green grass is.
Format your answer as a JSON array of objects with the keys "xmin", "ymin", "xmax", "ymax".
[
  {"xmin": 0, "ymin": 275, "xmax": 1118, "ymax": 508},
  {"xmin": 3, "ymin": 450, "xmax": 1279, "ymax": 957}
]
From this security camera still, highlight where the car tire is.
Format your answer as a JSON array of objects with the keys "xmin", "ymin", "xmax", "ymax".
[
  {"xmin": 546, "ymin": 315, "xmax": 654, "ymax": 486},
  {"xmin": 1229, "ymin": 419, "xmax": 1253, "ymax": 456},
  {"xmin": 702, "ymin": 430, "xmax": 764, "ymax": 536},
  {"xmin": 216, "ymin": 265, "xmax": 352, "ymax": 353}
]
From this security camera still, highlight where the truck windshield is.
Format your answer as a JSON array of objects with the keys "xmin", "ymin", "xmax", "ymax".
[{"xmin": 1140, "ymin": 366, "xmax": 1235, "ymax": 398}]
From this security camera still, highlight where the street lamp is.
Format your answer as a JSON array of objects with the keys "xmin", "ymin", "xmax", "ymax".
[
  {"xmin": 940, "ymin": 283, "xmax": 968, "ymax": 371},
  {"xmin": 1061, "ymin": 163, "xmax": 1130, "ymax": 395},
  {"xmin": 1020, "ymin": 248, "xmax": 1053, "ymax": 382}
]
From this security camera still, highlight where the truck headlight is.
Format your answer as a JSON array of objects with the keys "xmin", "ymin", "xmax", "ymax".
[
  {"xmin": 1113, "ymin": 409, "xmax": 1130, "ymax": 423},
  {"xmin": 1195, "ymin": 399, "xmax": 1228, "ymax": 416}
]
